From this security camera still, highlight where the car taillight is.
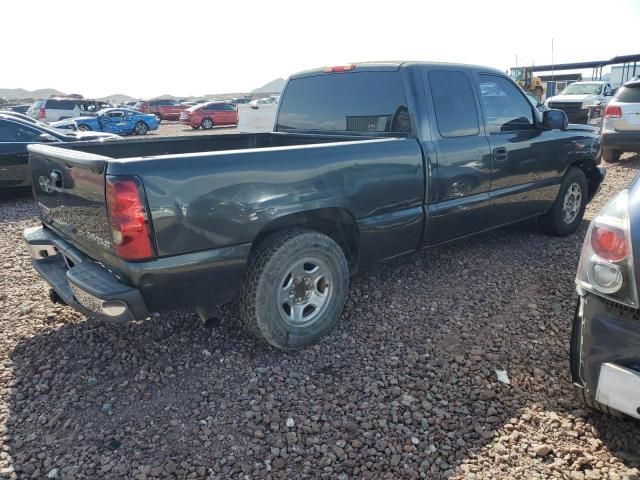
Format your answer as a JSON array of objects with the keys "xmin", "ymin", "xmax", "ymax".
[
  {"xmin": 39, "ymin": 108, "xmax": 46, "ymax": 119},
  {"xmin": 604, "ymin": 105, "xmax": 622, "ymax": 118},
  {"xmin": 576, "ymin": 190, "xmax": 638, "ymax": 306},
  {"xmin": 591, "ymin": 225, "xmax": 628, "ymax": 262},
  {"xmin": 106, "ymin": 175, "xmax": 154, "ymax": 261}
]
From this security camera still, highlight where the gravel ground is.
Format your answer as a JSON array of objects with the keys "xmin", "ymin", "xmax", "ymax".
[{"xmin": 1, "ymin": 153, "xmax": 640, "ymax": 479}]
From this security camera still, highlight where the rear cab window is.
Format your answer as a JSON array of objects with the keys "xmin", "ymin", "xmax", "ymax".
[{"xmin": 276, "ymin": 71, "xmax": 411, "ymax": 134}]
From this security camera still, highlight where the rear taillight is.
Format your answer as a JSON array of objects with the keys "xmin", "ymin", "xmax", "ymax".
[
  {"xmin": 576, "ymin": 190, "xmax": 638, "ymax": 306},
  {"xmin": 106, "ymin": 176, "xmax": 154, "ymax": 260},
  {"xmin": 38, "ymin": 108, "xmax": 46, "ymax": 119},
  {"xmin": 604, "ymin": 105, "xmax": 622, "ymax": 118},
  {"xmin": 591, "ymin": 224, "xmax": 628, "ymax": 262}
]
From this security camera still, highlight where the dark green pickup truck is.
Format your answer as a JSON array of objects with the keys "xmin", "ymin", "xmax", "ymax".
[{"xmin": 24, "ymin": 61, "xmax": 604, "ymax": 349}]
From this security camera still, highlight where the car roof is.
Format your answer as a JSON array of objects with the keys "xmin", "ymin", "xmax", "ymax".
[
  {"xmin": 623, "ymin": 79, "xmax": 640, "ymax": 88},
  {"xmin": 290, "ymin": 61, "xmax": 506, "ymax": 79}
]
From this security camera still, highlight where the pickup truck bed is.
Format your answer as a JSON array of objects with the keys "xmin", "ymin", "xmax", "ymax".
[{"xmin": 26, "ymin": 131, "xmax": 423, "ymax": 317}]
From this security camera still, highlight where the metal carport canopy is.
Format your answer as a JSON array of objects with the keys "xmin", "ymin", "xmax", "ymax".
[{"xmin": 529, "ymin": 54, "xmax": 640, "ymax": 72}]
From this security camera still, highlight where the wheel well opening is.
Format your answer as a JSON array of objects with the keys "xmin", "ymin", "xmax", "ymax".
[
  {"xmin": 569, "ymin": 160, "xmax": 602, "ymax": 201},
  {"xmin": 252, "ymin": 209, "xmax": 359, "ymax": 271}
]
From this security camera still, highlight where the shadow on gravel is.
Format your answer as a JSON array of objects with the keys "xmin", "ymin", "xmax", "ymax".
[{"xmin": 4, "ymin": 221, "xmax": 640, "ymax": 478}]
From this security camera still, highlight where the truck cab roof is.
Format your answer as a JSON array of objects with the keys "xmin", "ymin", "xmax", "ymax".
[{"xmin": 290, "ymin": 61, "xmax": 507, "ymax": 79}]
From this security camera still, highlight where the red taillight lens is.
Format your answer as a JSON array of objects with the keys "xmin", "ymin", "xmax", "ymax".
[
  {"xmin": 591, "ymin": 224, "xmax": 628, "ymax": 262},
  {"xmin": 324, "ymin": 64, "xmax": 356, "ymax": 73},
  {"xmin": 106, "ymin": 176, "xmax": 154, "ymax": 260},
  {"xmin": 38, "ymin": 108, "xmax": 46, "ymax": 119},
  {"xmin": 604, "ymin": 105, "xmax": 622, "ymax": 119}
]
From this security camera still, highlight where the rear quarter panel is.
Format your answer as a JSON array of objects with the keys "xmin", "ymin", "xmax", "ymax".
[{"xmin": 106, "ymin": 138, "xmax": 425, "ymax": 263}]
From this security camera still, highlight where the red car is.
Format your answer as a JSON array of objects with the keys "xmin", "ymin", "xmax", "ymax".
[
  {"xmin": 179, "ymin": 102, "xmax": 238, "ymax": 129},
  {"xmin": 134, "ymin": 99, "xmax": 189, "ymax": 121}
]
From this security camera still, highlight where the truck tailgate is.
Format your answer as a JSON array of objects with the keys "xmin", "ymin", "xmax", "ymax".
[{"xmin": 28, "ymin": 144, "xmax": 114, "ymax": 259}]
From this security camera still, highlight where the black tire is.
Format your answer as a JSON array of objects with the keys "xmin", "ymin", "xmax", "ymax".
[
  {"xmin": 77, "ymin": 124, "xmax": 92, "ymax": 131},
  {"xmin": 201, "ymin": 117, "xmax": 214, "ymax": 130},
  {"xmin": 580, "ymin": 388, "xmax": 625, "ymax": 418},
  {"xmin": 154, "ymin": 112, "xmax": 162, "ymax": 123},
  {"xmin": 601, "ymin": 148, "xmax": 622, "ymax": 163},
  {"xmin": 134, "ymin": 121, "xmax": 149, "ymax": 135},
  {"xmin": 539, "ymin": 167, "xmax": 588, "ymax": 236},
  {"xmin": 239, "ymin": 229, "xmax": 349, "ymax": 350}
]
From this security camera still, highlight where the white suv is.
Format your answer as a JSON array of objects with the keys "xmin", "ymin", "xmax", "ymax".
[
  {"xmin": 27, "ymin": 98, "xmax": 112, "ymax": 122},
  {"xmin": 601, "ymin": 80, "xmax": 640, "ymax": 162}
]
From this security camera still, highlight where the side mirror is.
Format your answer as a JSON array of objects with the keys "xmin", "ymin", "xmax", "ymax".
[
  {"xmin": 542, "ymin": 109, "xmax": 568, "ymax": 130},
  {"xmin": 39, "ymin": 133, "xmax": 57, "ymax": 143}
]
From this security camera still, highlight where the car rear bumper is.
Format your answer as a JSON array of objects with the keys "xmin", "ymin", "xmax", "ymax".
[
  {"xmin": 24, "ymin": 224, "xmax": 251, "ymax": 318},
  {"xmin": 24, "ymin": 225, "xmax": 149, "ymax": 321},
  {"xmin": 601, "ymin": 130, "xmax": 640, "ymax": 152},
  {"xmin": 571, "ymin": 293, "xmax": 640, "ymax": 419}
]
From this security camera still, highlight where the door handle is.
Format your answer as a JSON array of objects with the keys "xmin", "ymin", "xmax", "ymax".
[{"xmin": 493, "ymin": 147, "xmax": 508, "ymax": 162}]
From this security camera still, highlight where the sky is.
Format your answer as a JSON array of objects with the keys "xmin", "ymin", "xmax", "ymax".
[{"xmin": 3, "ymin": 0, "xmax": 640, "ymax": 99}]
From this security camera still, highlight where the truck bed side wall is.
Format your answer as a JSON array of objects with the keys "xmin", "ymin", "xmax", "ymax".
[{"xmin": 107, "ymin": 138, "xmax": 424, "ymax": 259}]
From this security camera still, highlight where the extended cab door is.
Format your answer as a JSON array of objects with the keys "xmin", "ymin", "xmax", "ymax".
[
  {"xmin": 420, "ymin": 67, "xmax": 492, "ymax": 245},
  {"xmin": 475, "ymin": 73, "xmax": 561, "ymax": 227}
]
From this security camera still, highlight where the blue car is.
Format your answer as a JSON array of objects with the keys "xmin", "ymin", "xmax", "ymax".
[{"xmin": 51, "ymin": 108, "xmax": 159, "ymax": 135}]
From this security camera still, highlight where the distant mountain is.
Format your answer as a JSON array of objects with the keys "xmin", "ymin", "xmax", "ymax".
[
  {"xmin": 98, "ymin": 93, "xmax": 137, "ymax": 104},
  {"xmin": 0, "ymin": 87, "xmax": 66, "ymax": 100},
  {"xmin": 252, "ymin": 78, "xmax": 286, "ymax": 94}
]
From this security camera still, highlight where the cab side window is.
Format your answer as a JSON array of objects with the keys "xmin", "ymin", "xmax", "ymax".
[
  {"xmin": 427, "ymin": 70, "xmax": 479, "ymax": 138},
  {"xmin": 477, "ymin": 75, "xmax": 534, "ymax": 134}
]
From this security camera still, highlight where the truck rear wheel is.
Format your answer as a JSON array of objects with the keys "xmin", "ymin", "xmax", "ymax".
[
  {"xmin": 539, "ymin": 167, "xmax": 587, "ymax": 236},
  {"xmin": 240, "ymin": 229, "xmax": 349, "ymax": 350}
]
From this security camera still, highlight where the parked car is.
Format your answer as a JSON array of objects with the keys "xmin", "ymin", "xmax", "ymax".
[
  {"xmin": 0, "ymin": 110, "xmax": 41, "ymax": 125},
  {"xmin": 27, "ymin": 98, "xmax": 113, "ymax": 122},
  {"xmin": 179, "ymin": 102, "xmax": 238, "ymax": 129},
  {"xmin": 23, "ymin": 61, "xmax": 604, "ymax": 351},
  {"xmin": 572, "ymin": 182, "xmax": 640, "ymax": 420},
  {"xmin": 545, "ymin": 81, "xmax": 613, "ymax": 124},
  {"xmin": 134, "ymin": 99, "xmax": 188, "ymax": 121},
  {"xmin": 0, "ymin": 114, "xmax": 119, "ymax": 191},
  {"xmin": 599, "ymin": 79, "xmax": 640, "ymax": 162},
  {"xmin": 8, "ymin": 104, "xmax": 31, "ymax": 114},
  {"xmin": 249, "ymin": 96, "xmax": 279, "ymax": 109},
  {"xmin": 231, "ymin": 97, "xmax": 252, "ymax": 105},
  {"xmin": 51, "ymin": 108, "xmax": 159, "ymax": 135}
]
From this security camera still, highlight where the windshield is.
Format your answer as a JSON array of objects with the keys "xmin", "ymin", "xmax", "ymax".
[{"xmin": 561, "ymin": 83, "xmax": 603, "ymax": 95}]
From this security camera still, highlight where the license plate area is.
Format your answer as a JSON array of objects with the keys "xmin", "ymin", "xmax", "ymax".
[{"xmin": 595, "ymin": 363, "xmax": 640, "ymax": 419}]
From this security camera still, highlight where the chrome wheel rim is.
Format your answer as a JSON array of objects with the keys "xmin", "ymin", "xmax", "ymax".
[
  {"xmin": 203, "ymin": 119, "xmax": 212, "ymax": 129},
  {"xmin": 277, "ymin": 257, "xmax": 333, "ymax": 327},
  {"xmin": 562, "ymin": 182, "xmax": 582, "ymax": 224},
  {"xmin": 136, "ymin": 123, "xmax": 146, "ymax": 134}
]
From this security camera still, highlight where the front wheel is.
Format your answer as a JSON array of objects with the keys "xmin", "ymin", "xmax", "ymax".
[
  {"xmin": 134, "ymin": 121, "xmax": 149, "ymax": 135},
  {"xmin": 154, "ymin": 112, "xmax": 162, "ymax": 123},
  {"xmin": 240, "ymin": 229, "xmax": 349, "ymax": 350},
  {"xmin": 539, "ymin": 167, "xmax": 588, "ymax": 236}
]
